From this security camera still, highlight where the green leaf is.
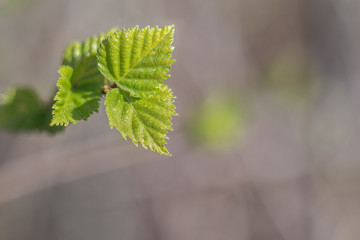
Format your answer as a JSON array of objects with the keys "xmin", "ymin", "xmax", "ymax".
[
  {"xmin": 0, "ymin": 87, "xmax": 63, "ymax": 133},
  {"xmin": 104, "ymin": 84, "xmax": 177, "ymax": 156},
  {"xmin": 62, "ymin": 30, "xmax": 117, "ymax": 67},
  {"xmin": 51, "ymin": 33, "xmax": 111, "ymax": 126},
  {"xmin": 50, "ymin": 65, "xmax": 103, "ymax": 126},
  {"xmin": 97, "ymin": 25, "xmax": 175, "ymax": 98}
]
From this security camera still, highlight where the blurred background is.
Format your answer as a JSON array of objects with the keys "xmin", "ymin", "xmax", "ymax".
[{"xmin": 0, "ymin": 0, "xmax": 360, "ymax": 239}]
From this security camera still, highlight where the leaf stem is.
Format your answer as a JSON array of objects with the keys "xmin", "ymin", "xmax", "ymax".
[{"xmin": 102, "ymin": 83, "xmax": 118, "ymax": 94}]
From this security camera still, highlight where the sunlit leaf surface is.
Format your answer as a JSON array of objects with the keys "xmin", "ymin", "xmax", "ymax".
[
  {"xmin": 104, "ymin": 84, "xmax": 176, "ymax": 156},
  {"xmin": 97, "ymin": 25, "xmax": 175, "ymax": 98}
]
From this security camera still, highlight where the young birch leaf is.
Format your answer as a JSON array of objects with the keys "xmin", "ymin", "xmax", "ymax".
[
  {"xmin": 104, "ymin": 84, "xmax": 177, "ymax": 156},
  {"xmin": 0, "ymin": 88, "xmax": 63, "ymax": 133},
  {"xmin": 97, "ymin": 25, "xmax": 175, "ymax": 98},
  {"xmin": 51, "ymin": 34, "xmax": 109, "ymax": 126},
  {"xmin": 50, "ymin": 65, "xmax": 103, "ymax": 126}
]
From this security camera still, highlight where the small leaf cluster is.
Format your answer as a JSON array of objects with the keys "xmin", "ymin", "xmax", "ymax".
[{"xmin": 0, "ymin": 25, "xmax": 177, "ymax": 156}]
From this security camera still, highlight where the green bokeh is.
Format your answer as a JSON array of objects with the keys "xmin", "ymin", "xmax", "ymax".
[{"xmin": 189, "ymin": 92, "xmax": 248, "ymax": 150}]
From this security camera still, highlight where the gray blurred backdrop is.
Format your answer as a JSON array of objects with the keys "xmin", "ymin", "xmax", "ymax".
[{"xmin": 1, "ymin": 0, "xmax": 360, "ymax": 239}]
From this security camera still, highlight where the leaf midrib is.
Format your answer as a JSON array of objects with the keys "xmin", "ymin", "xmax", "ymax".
[
  {"xmin": 118, "ymin": 27, "xmax": 173, "ymax": 83},
  {"xmin": 122, "ymin": 91, "xmax": 166, "ymax": 154}
]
